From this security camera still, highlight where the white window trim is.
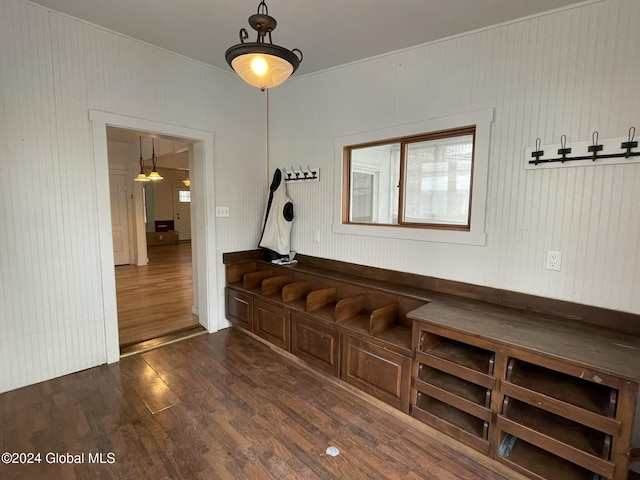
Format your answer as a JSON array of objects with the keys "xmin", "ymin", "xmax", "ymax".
[{"xmin": 333, "ymin": 108, "xmax": 493, "ymax": 246}]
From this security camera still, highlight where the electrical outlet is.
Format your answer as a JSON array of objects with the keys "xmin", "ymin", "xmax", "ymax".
[
  {"xmin": 545, "ymin": 251, "xmax": 562, "ymax": 271},
  {"xmin": 215, "ymin": 206, "xmax": 229, "ymax": 217},
  {"xmin": 313, "ymin": 230, "xmax": 320, "ymax": 243}
]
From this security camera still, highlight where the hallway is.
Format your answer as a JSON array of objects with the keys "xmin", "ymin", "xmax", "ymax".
[{"xmin": 115, "ymin": 242, "xmax": 200, "ymax": 347}]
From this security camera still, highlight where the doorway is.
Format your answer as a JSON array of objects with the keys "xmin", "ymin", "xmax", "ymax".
[
  {"xmin": 90, "ymin": 110, "xmax": 218, "ymax": 364},
  {"xmin": 107, "ymin": 130, "xmax": 198, "ymax": 348}
]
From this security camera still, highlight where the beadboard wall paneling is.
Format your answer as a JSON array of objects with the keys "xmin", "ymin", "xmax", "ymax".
[
  {"xmin": 206, "ymin": 70, "xmax": 268, "ymax": 325},
  {"xmin": 0, "ymin": 0, "xmax": 265, "ymax": 393},
  {"xmin": 269, "ymin": 0, "xmax": 640, "ymax": 315}
]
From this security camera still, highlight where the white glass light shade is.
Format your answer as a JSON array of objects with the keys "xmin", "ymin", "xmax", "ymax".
[
  {"xmin": 134, "ymin": 173, "xmax": 150, "ymax": 182},
  {"xmin": 148, "ymin": 170, "xmax": 163, "ymax": 181},
  {"xmin": 231, "ymin": 53, "xmax": 294, "ymax": 90}
]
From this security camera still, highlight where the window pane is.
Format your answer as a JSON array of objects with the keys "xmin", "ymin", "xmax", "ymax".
[
  {"xmin": 349, "ymin": 143, "xmax": 400, "ymax": 224},
  {"xmin": 178, "ymin": 190, "xmax": 191, "ymax": 203},
  {"xmin": 403, "ymin": 134, "xmax": 473, "ymax": 226}
]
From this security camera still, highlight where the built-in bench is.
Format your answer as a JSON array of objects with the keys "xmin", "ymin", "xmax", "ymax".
[{"xmin": 223, "ymin": 250, "xmax": 640, "ymax": 480}]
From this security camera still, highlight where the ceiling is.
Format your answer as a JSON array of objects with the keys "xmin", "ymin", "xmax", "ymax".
[{"xmin": 30, "ymin": 0, "xmax": 588, "ymax": 77}]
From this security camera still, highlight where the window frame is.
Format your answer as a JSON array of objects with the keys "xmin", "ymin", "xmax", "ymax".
[
  {"xmin": 333, "ymin": 109, "xmax": 493, "ymax": 246},
  {"xmin": 343, "ymin": 126, "xmax": 476, "ymax": 231}
]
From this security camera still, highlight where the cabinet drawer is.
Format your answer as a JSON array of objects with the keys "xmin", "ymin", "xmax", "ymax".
[
  {"xmin": 498, "ymin": 397, "xmax": 615, "ymax": 478},
  {"xmin": 341, "ymin": 334, "xmax": 411, "ymax": 413},
  {"xmin": 411, "ymin": 392, "xmax": 490, "ymax": 454},
  {"xmin": 291, "ymin": 313, "xmax": 339, "ymax": 376},
  {"xmin": 254, "ymin": 299, "xmax": 291, "ymax": 351},
  {"xmin": 225, "ymin": 287, "xmax": 253, "ymax": 331}
]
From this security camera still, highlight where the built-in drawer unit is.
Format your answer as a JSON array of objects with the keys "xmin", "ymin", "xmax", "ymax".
[
  {"xmin": 411, "ymin": 324, "xmax": 495, "ymax": 454},
  {"xmin": 408, "ymin": 301, "xmax": 639, "ymax": 480},
  {"xmin": 496, "ymin": 358, "xmax": 621, "ymax": 480}
]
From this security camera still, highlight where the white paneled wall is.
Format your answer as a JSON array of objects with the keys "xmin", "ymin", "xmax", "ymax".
[
  {"xmin": 270, "ymin": 0, "xmax": 640, "ymax": 314},
  {"xmin": 0, "ymin": 0, "xmax": 266, "ymax": 393}
]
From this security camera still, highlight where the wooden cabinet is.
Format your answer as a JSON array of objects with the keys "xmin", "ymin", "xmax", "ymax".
[
  {"xmin": 408, "ymin": 302, "xmax": 640, "ymax": 480},
  {"xmin": 497, "ymin": 358, "xmax": 622, "ymax": 480},
  {"xmin": 223, "ymin": 255, "xmax": 422, "ymax": 413},
  {"xmin": 225, "ymin": 287, "xmax": 253, "ymax": 331},
  {"xmin": 411, "ymin": 326, "xmax": 494, "ymax": 453},
  {"xmin": 224, "ymin": 252, "xmax": 639, "ymax": 480},
  {"xmin": 146, "ymin": 230, "xmax": 179, "ymax": 246},
  {"xmin": 254, "ymin": 299, "xmax": 290, "ymax": 351},
  {"xmin": 341, "ymin": 333, "xmax": 412, "ymax": 413},
  {"xmin": 291, "ymin": 312, "xmax": 340, "ymax": 376}
]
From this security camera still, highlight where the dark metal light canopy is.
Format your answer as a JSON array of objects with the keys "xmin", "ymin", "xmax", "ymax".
[{"xmin": 225, "ymin": 0, "xmax": 302, "ymax": 91}]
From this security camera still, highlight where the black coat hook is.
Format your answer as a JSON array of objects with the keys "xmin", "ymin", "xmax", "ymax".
[
  {"xmin": 531, "ymin": 138, "xmax": 544, "ymax": 165},
  {"xmin": 588, "ymin": 131, "xmax": 603, "ymax": 161},
  {"xmin": 558, "ymin": 135, "xmax": 571, "ymax": 163},
  {"xmin": 621, "ymin": 127, "xmax": 637, "ymax": 158}
]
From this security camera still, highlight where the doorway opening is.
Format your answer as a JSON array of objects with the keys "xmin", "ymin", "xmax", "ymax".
[
  {"xmin": 107, "ymin": 128, "xmax": 203, "ymax": 352},
  {"xmin": 90, "ymin": 110, "xmax": 218, "ymax": 364}
]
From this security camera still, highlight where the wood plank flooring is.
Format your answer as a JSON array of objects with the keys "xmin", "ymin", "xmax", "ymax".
[
  {"xmin": 116, "ymin": 242, "xmax": 200, "ymax": 347},
  {"xmin": 0, "ymin": 329, "xmax": 514, "ymax": 480}
]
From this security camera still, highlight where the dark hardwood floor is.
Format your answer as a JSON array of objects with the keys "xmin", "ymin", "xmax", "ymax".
[
  {"xmin": 0, "ymin": 329, "xmax": 513, "ymax": 480},
  {"xmin": 116, "ymin": 242, "xmax": 200, "ymax": 347}
]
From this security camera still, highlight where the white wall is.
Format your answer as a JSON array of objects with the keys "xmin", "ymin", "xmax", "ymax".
[
  {"xmin": 0, "ymin": 0, "xmax": 266, "ymax": 393},
  {"xmin": 270, "ymin": 0, "xmax": 640, "ymax": 315}
]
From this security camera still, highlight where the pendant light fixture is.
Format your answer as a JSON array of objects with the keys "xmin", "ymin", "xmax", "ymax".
[
  {"xmin": 147, "ymin": 138, "xmax": 163, "ymax": 181},
  {"xmin": 134, "ymin": 136, "xmax": 150, "ymax": 182},
  {"xmin": 181, "ymin": 171, "xmax": 190, "ymax": 187},
  {"xmin": 225, "ymin": 0, "xmax": 302, "ymax": 91}
]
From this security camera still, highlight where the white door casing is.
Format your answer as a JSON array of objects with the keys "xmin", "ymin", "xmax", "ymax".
[{"xmin": 90, "ymin": 110, "xmax": 217, "ymax": 364}]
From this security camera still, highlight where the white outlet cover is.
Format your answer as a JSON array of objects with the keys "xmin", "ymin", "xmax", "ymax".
[{"xmin": 545, "ymin": 251, "xmax": 562, "ymax": 271}]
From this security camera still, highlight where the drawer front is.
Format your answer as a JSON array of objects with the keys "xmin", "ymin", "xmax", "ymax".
[
  {"xmin": 225, "ymin": 287, "xmax": 253, "ymax": 331},
  {"xmin": 341, "ymin": 334, "xmax": 411, "ymax": 413},
  {"xmin": 291, "ymin": 313, "xmax": 339, "ymax": 376},
  {"xmin": 254, "ymin": 299, "xmax": 291, "ymax": 351}
]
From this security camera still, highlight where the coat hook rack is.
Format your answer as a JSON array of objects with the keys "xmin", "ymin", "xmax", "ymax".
[
  {"xmin": 283, "ymin": 165, "xmax": 320, "ymax": 183},
  {"xmin": 526, "ymin": 127, "xmax": 639, "ymax": 169}
]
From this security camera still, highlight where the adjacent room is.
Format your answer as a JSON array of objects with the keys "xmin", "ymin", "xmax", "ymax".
[{"xmin": 1, "ymin": 0, "xmax": 639, "ymax": 478}]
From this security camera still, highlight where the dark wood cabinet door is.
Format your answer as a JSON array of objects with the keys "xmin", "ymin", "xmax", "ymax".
[
  {"xmin": 254, "ymin": 299, "xmax": 291, "ymax": 351},
  {"xmin": 291, "ymin": 312, "xmax": 340, "ymax": 376},
  {"xmin": 341, "ymin": 334, "xmax": 411, "ymax": 413},
  {"xmin": 225, "ymin": 287, "xmax": 253, "ymax": 331}
]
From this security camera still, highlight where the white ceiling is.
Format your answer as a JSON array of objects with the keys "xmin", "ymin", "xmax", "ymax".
[{"xmin": 30, "ymin": 0, "xmax": 588, "ymax": 77}]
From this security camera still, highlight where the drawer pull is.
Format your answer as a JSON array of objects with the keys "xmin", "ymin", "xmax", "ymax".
[{"xmin": 234, "ymin": 297, "xmax": 249, "ymax": 305}]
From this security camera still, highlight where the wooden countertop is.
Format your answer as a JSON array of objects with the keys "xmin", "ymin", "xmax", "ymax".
[{"xmin": 408, "ymin": 300, "xmax": 640, "ymax": 384}]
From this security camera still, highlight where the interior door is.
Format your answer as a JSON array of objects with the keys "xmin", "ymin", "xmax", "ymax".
[
  {"xmin": 110, "ymin": 173, "xmax": 131, "ymax": 265},
  {"xmin": 173, "ymin": 185, "xmax": 191, "ymax": 241}
]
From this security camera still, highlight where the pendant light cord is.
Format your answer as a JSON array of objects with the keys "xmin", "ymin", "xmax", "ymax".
[{"xmin": 266, "ymin": 89, "xmax": 270, "ymax": 186}]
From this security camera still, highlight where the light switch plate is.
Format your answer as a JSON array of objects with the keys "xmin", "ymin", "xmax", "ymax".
[{"xmin": 215, "ymin": 206, "xmax": 229, "ymax": 217}]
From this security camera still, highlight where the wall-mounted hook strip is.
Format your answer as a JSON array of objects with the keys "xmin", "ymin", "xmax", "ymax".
[
  {"xmin": 282, "ymin": 166, "xmax": 320, "ymax": 183},
  {"xmin": 525, "ymin": 127, "xmax": 639, "ymax": 168}
]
